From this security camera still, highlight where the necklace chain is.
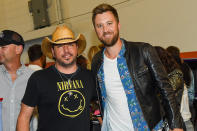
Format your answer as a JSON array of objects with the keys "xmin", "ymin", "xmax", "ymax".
[{"xmin": 54, "ymin": 66, "xmax": 78, "ymax": 83}]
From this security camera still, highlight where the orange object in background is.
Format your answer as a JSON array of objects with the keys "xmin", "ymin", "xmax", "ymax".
[
  {"xmin": 180, "ymin": 51, "xmax": 197, "ymax": 60},
  {"xmin": 0, "ymin": 98, "xmax": 3, "ymax": 131},
  {"xmin": 45, "ymin": 62, "xmax": 55, "ymax": 68}
]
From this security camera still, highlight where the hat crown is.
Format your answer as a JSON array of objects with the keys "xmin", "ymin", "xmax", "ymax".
[
  {"xmin": 52, "ymin": 26, "xmax": 75, "ymax": 42},
  {"xmin": 0, "ymin": 30, "xmax": 24, "ymax": 46}
]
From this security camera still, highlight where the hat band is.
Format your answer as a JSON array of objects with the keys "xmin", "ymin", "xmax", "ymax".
[{"xmin": 54, "ymin": 37, "xmax": 74, "ymax": 42}]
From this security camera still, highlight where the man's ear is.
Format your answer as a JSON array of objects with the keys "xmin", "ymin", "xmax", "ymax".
[
  {"xmin": 118, "ymin": 22, "xmax": 120, "ymax": 31},
  {"xmin": 76, "ymin": 44, "xmax": 79, "ymax": 56},
  {"xmin": 15, "ymin": 45, "xmax": 23, "ymax": 55},
  {"xmin": 51, "ymin": 47, "xmax": 55, "ymax": 58}
]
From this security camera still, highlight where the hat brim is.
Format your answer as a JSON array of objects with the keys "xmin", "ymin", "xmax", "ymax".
[
  {"xmin": 42, "ymin": 34, "xmax": 86, "ymax": 59},
  {"xmin": 0, "ymin": 38, "xmax": 10, "ymax": 46}
]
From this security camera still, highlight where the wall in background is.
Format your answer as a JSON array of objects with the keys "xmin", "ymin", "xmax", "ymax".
[
  {"xmin": 0, "ymin": 0, "xmax": 6, "ymax": 31},
  {"xmin": 0, "ymin": 0, "xmax": 197, "ymax": 63}
]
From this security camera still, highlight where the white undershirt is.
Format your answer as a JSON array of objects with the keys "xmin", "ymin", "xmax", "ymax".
[
  {"xmin": 28, "ymin": 64, "xmax": 42, "ymax": 71},
  {"xmin": 103, "ymin": 54, "xmax": 134, "ymax": 131},
  {"xmin": 180, "ymin": 84, "xmax": 191, "ymax": 121}
]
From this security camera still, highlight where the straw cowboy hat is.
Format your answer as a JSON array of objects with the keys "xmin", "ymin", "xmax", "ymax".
[{"xmin": 42, "ymin": 25, "xmax": 86, "ymax": 59}]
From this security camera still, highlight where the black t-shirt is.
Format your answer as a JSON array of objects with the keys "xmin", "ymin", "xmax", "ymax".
[{"xmin": 22, "ymin": 66, "xmax": 97, "ymax": 131}]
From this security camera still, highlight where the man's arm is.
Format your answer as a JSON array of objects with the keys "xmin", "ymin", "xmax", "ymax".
[
  {"xmin": 188, "ymin": 70, "xmax": 195, "ymax": 106},
  {"xmin": 16, "ymin": 103, "xmax": 34, "ymax": 131},
  {"xmin": 143, "ymin": 44, "xmax": 184, "ymax": 130}
]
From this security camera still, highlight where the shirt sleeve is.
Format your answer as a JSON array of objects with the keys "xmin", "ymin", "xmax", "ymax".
[
  {"xmin": 188, "ymin": 70, "xmax": 195, "ymax": 106},
  {"xmin": 91, "ymin": 72, "xmax": 98, "ymax": 101},
  {"xmin": 143, "ymin": 44, "xmax": 184, "ymax": 129},
  {"xmin": 22, "ymin": 73, "xmax": 39, "ymax": 107}
]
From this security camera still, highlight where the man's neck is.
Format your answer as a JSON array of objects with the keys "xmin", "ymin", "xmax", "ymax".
[
  {"xmin": 4, "ymin": 61, "xmax": 22, "ymax": 82},
  {"xmin": 105, "ymin": 38, "xmax": 122, "ymax": 59},
  {"xmin": 55, "ymin": 63, "xmax": 78, "ymax": 74},
  {"xmin": 29, "ymin": 60, "xmax": 42, "ymax": 68},
  {"xmin": 5, "ymin": 62, "xmax": 22, "ymax": 74}
]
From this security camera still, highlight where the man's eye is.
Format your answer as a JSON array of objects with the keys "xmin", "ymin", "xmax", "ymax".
[
  {"xmin": 97, "ymin": 24, "xmax": 102, "ymax": 28},
  {"xmin": 69, "ymin": 43, "xmax": 76, "ymax": 47},
  {"xmin": 107, "ymin": 22, "xmax": 112, "ymax": 25}
]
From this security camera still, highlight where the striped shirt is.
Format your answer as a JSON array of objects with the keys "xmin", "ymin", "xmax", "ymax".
[{"xmin": 0, "ymin": 64, "xmax": 34, "ymax": 131}]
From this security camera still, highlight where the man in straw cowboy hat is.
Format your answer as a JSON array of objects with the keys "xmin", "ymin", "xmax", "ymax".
[{"xmin": 17, "ymin": 25, "xmax": 97, "ymax": 131}]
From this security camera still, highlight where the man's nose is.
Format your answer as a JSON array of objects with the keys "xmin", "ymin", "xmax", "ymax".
[
  {"xmin": 103, "ymin": 25, "xmax": 108, "ymax": 33},
  {"xmin": 63, "ymin": 45, "xmax": 69, "ymax": 52}
]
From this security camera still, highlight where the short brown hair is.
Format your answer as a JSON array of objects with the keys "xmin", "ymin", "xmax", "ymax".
[
  {"xmin": 92, "ymin": 3, "xmax": 119, "ymax": 26},
  {"xmin": 28, "ymin": 44, "xmax": 43, "ymax": 62},
  {"xmin": 166, "ymin": 46, "xmax": 180, "ymax": 57}
]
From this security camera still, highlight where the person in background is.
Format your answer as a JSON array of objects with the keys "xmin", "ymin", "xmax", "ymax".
[
  {"xmin": 88, "ymin": 46, "xmax": 100, "ymax": 63},
  {"xmin": 28, "ymin": 44, "xmax": 46, "ymax": 70},
  {"xmin": 155, "ymin": 46, "xmax": 186, "ymax": 130},
  {"xmin": 87, "ymin": 45, "xmax": 101, "ymax": 69},
  {"xmin": 44, "ymin": 61, "xmax": 55, "ymax": 68},
  {"xmin": 88, "ymin": 45, "xmax": 104, "ymax": 63},
  {"xmin": 16, "ymin": 25, "xmax": 97, "ymax": 131},
  {"xmin": 0, "ymin": 30, "xmax": 34, "ymax": 131},
  {"xmin": 90, "ymin": 101, "xmax": 103, "ymax": 131},
  {"xmin": 87, "ymin": 45, "xmax": 103, "ymax": 130},
  {"xmin": 167, "ymin": 46, "xmax": 195, "ymax": 106},
  {"xmin": 27, "ymin": 44, "xmax": 46, "ymax": 131},
  {"xmin": 91, "ymin": 3, "xmax": 184, "ymax": 131},
  {"xmin": 77, "ymin": 55, "xmax": 88, "ymax": 69},
  {"xmin": 167, "ymin": 46, "xmax": 195, "ymax": 131},
  {"xmin": 181, "ymin": 63, "xmax": 196, "ymax": 126}
]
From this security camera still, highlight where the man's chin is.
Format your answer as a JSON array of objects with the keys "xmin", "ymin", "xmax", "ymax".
[
  {"xmin": 57, "ymin": 59, "xmax": 76, "ymax": 68},
  {"xmin": 0, "ymin": 59, "xmax": 4, "ymax": 64},
  {"xmin": 103, "ymin": 41, "xmax": 115, "ymax": 47}
]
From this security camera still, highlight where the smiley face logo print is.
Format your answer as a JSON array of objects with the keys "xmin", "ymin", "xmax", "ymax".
[{"xmin": 57, "ymin": 80, "xmax": 86, "ymax": 118}]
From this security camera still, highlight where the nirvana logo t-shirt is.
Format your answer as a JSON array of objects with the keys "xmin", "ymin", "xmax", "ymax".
[
  {"xmin": 22, "ymin": 66, "xmax": 96, "ymax": 131},
  {"xmin": 57, "ymin": 79, "xmax": 86, "ymax": 118}
]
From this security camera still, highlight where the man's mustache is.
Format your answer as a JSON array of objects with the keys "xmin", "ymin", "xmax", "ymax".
[
  {"xmin": 103, "ymin": 32, "xmax": 113, "ymax": 36},
  {"xmin": 62, "ymin": 53, "xmax": 73, "ymax": 57}
]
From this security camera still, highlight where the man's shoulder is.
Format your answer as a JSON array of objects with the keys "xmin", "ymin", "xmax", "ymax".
[
  {"xmin": 0, "ymin": 65, "xmax": 4, "ymax": 72},
  {"xmin": 123, "ymin": 39, "xmax": 155, "ymax": 57},
  {"xmin": 91, "ymin": 50, "xmax": 103, "ymax": 74},
  {"xmin": 29, "ymin": 66, "xmax": 54, "ymax": 79},
  {"xmin": 17, "ymin": 65, "xmax": 34, "ymax": 76},
  {"xmin": 79, "ymin": 67, "xmax": 94, "ymax": 76},
  {"xmin": 24, "ymin": 66, "xmax": 35, "ymax": 72},
  {"xmin": 123, "ymin": 39, "xmax": 152, "ymax": 48}
]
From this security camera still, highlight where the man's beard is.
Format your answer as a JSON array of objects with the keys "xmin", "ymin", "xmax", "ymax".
[{"xmin": 99, "ymin": 31, "xmax": 119, "ymax": 47}]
